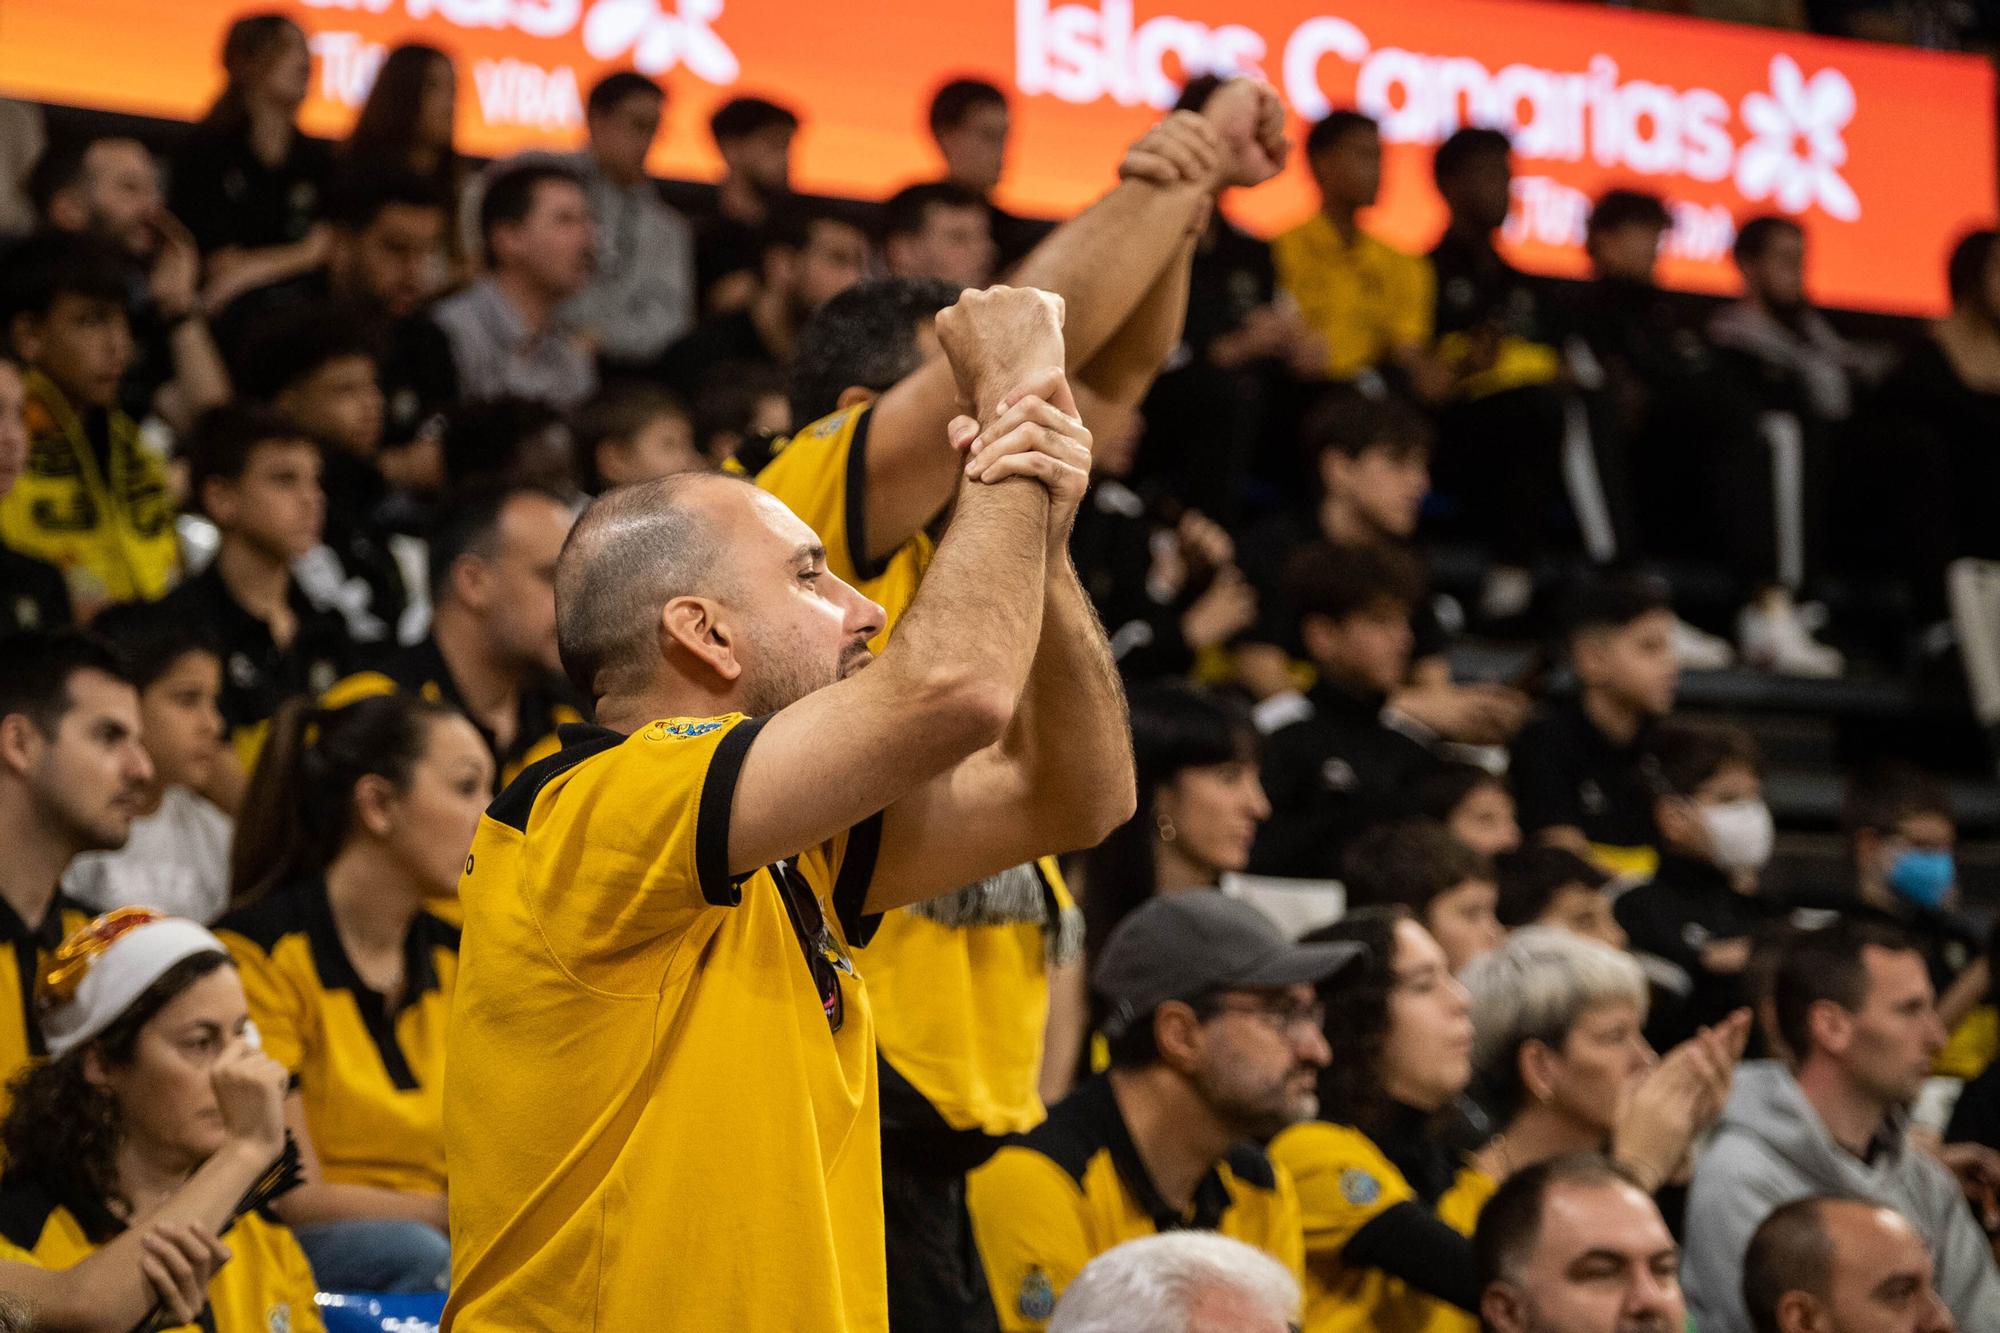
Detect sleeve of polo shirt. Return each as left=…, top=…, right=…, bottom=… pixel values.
left=1270, top=226, right=1341, bottom=378
left=751, top=404, right=883, bottom=586
left=1268, top=1121, right=1415, bottom=1267
left=1392, top=253, right=1437, bottom=352
left=1268, top=1163, right=1309, bottom=1289
left=966, top=1146, right=1098, bottom=1332
left=219, top=931, right=309, bottom=1077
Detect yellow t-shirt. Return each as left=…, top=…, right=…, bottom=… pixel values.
left=0, top=371, right=178, bottom=607
left=1272, top=215, right=1436, bottom=381
left=215, top=880, right=455, bottom=1197
left=0, top=1181, right=322, bottom=1333
left=0, top=893, right=92, bottom=1129
left=1269, top=1120, right=1494, bottom=1333
left=443, top=716, right=887, bottom=1332
left=967, top=1076, right=1307, bottom=1331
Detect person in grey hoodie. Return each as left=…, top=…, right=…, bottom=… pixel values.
left=1685, top=919, right=2000, bottom=1333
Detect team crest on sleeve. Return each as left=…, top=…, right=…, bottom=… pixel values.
left=1339, top=1168, right=1381, bottom=1206
left=806, top=407, right=854, bottom=438
left=1017, top=1266, right=1057, bottom=1321
left=266, top=1303, right=291, bottom=1333
left=642, top=719, right=725, bottom=742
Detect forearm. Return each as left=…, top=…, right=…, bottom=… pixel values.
left=1075, top=230, right=1198, bottom=411
left=203, top=240, right=322, bottom=308
left=156, top=319, right=232, bottom=430
left=271, top=1180, right=448, bottom=1231
left=1010, top=180, right=1211, bottom=373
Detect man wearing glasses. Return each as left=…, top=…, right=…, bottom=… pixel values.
left=967, top=892, right=1359, bottom=1331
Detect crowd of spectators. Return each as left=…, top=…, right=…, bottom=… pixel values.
left=1, top=9, right=1999, bottom=1333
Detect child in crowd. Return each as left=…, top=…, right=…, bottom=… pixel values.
left=1511, top=575, right=1680, bottom=879
left=1250, top=542, right=1445, bottom=880
left=572, top=380, right=706, bottom=495
left=0, top=232, right=177, bottom=613
left=1343, top=818, right=1506, bottom=974
left=62, top=600, right=233, bottom=923
left=1418, top=764, right=1521, bottom=860
left=1495, top=846, right=1625, bottom=951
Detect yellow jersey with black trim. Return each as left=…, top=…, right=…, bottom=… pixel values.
left=1268, top=1120, right=1495, bottom=1333
left=967, top=1076, right=1307, bottom=1331
left=443, top=716, right=888, bottom=1333
left=0, top=893, right=92, bottom=1129
left=215, top=879, right=455, bottom=1198
left=0, top=371, right=178, bottom=607
left=732, top=401, right=931, bottom=650
left=0, top=1177, right=322, bottom=1333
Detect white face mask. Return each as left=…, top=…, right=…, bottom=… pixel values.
left=1701, top=798, right=1774, bottom=873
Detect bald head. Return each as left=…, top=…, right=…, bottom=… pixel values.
left=1745, top=1196, right=1952, bottom=1333
left=555, top=471, right=750, bottom=698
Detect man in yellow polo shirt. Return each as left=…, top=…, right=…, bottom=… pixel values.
left=967, top=892, right=1357, bottom=1329
left=746, top=79, right=1292, bottom=1330
left=442, top=285, right=1135, bottom=1332
left=1274, top=111, right=1437, bottom=388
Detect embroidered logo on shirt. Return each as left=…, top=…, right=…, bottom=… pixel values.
left=1320, top=758, right=1359, bottom=792
left=1579, top=779, right=1608, bottom=815
left=1018, top=1267, right=1057, bottom=1321
left=642, top=719, right=725, bottom=741
left=1339, top=1168, right=1382, bottom=1206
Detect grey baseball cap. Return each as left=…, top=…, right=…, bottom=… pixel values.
left=1093, top=891, right=1365, bottom=1039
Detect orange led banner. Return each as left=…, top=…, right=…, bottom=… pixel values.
left=1, top=0, right=1992, bottom=314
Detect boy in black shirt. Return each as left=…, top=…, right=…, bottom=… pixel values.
left=1512, top=575, right=1679, bottom=879
left=1250, top=542, right=1444, bottom=880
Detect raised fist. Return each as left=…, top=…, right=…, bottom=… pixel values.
left=934, top=285, right=1068, bottom=412
left=1203, top=79, right=1290, bottom=188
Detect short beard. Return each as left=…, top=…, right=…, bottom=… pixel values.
left=737, top=622, right=843, bottom=718
left=1197, top=1060, right=1317, bottom=1143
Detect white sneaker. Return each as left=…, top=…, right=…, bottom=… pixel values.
left=1670, top=615, right=1737, bottom=671
left=1738, top=602, right=1844, bottom=678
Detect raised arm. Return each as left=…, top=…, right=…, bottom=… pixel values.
left=725, top=286, right=1065, bottom=875
left=856, top=82, right=1290, bottom=565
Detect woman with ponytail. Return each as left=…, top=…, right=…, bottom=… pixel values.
left=214, top=694, right=490, bottom=1293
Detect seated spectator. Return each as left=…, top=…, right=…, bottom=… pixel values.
left=217, top=693, right=489, bottom=1293
left=1494, top=847, right=1624, bottom=950
left=927, top=78, right=1050, bottom=269
left=659, top=202, right=870, bottom=401
left=1342, top=819, right=1505, bottom=974
left=339, top=44, right=462, bottom=247
left=0, top=910, right=318, bottom=1331
left=690, top=360, right=788, bottom=464
left=883, top=182, right=997, bottom=288
left=1273, top=112, right=1436, bottom=389
left=239, top=301, right=413, bottom=646
left=1615, top=720, right=1780, bottom=1049
left=0, top=231, right=179, bottom=612
left=968, top=892, right=1348, bottom=1329
left=1463, top=928, right=1744, bottom=1194
left=1743, top=1196, right=1956, bottom=1333
left=29, top=131, right=230, bottom=432
left=560, top=71, right=695, bottom=372
left=1248, top=542, right=1445, bottom=880
left=1511, top=575, right=1680, bottom=879
left=160, top=406, right=353, bottom=773
left=0, top=633, right=146, bottom=1117
left=62, top=602, right=231, bottom=923
left=168, top=15, right=332, bottom=318
left=0, top=348, right=69, bottom=634
left=432, top=161, right=596, bottom=411
left=1684, top=920, right=2000, bottom=1332
left=1268, top=907, right=1487, bottom=1333
left=1473, top=1154, right=1686, bottom=1333
left=572, top=381, right=704, bottom=495
left=1417, top=764, right=1521, bottom=860
left=1425, top=127, right=1567, bottom=625
left=325, top=481, right=581, bottom=796
left=1047, top=1232, right=1302, bottom=1333
left=696, top=95, right=799, bottom=313
left=438, top=395, right=577, bottom=498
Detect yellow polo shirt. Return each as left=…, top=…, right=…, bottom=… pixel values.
left=1273, top=215, right=1436, bottom=381
left=0, top=893, right=92, bottom=1129
left=443, top=716, right=887, bottom=1332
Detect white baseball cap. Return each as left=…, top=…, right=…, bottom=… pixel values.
left=39, top=909, right=232, bottom=1060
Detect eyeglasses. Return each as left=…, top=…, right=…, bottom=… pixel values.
left=1204, top=995, right=1326, bottom=1038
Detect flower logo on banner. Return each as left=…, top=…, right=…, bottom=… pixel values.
left=582, top=0, right=740, bottom=83
left=1735, top=54, right=1861, bottom=221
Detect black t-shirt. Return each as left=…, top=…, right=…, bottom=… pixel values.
left=1249, top=680, right=1442, bottom=880
left=1616, top=853, right=1784, bottom=1049
left=1068, top=479, right=1196, bottom=682
left=159, top=564, right=356, bottom=736
left=1428, top=230, right=1548, bottom=343
left=1511, top=696, right=1658, bottom=855
left=0, top=546, right=73, bottom=636
left=988, top=200, right=1054, bottom=274
left=169, top=124, right=332, bottom=256
left=1181, top=221, right=1277, bottom=357
left=693, top=213, right=760, bottom=311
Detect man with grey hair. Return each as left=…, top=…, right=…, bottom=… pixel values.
left=1048, top=1232, right=1302, bottom=1333
left=1742, top=1195, right=1955, bottom=1333
left=442, top=284, right=1137, bottom=1331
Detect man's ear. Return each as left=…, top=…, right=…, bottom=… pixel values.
left=1152, top=1001, right=1205, bottom=1074
left=834, top=386, right=876, bottom=411
left=200, top=476, right=240, bottom=531
left=1479, top=1282, right=1528, bottom=1333
left=662, top=596, right=742, bottom=683
left=9, top=312, right=44, bottom=368
left=1774, top=1289, right=1826, bottom=1333
left=0, top=712, right=46, bottom=780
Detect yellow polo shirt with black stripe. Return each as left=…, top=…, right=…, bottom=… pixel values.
left=443, top=717, right=887, bottom=1332
left=0, top=1178, right=323, bottom=1333
left=746, top=400, right=1068, bottom=1153
left=215, top=879, right=455, bottom=1198
left=967, top=1076, right=1307, bottom=1330
left=0, top=892, right=92, bottom=1129
left=1268, top=1120, right=1495, bottom=1333
left=1273, top=215, right=1436, bottom=381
